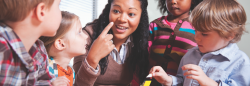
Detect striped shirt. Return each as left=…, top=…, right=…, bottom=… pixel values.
left=0, top=24, right=55, bottom=86
left=148, top=16, right=197, bottom=75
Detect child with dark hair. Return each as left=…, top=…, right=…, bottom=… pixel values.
left=150, top=0, right=250, bottom=85
left=73, top=0, right=149, bottom=85
left=148, top=0, right=203, bottom=85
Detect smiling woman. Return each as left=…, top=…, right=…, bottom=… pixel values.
left=73, top=0, right=149, bottom=85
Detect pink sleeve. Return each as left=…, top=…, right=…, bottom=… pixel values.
left=148, top=22, right=155, bottom=55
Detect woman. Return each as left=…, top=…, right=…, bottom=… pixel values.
left=73, top=0, right=149, bottom=85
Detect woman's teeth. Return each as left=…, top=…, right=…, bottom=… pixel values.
left=117, top=25, right=127, bottom=30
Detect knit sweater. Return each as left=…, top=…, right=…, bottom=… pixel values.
left=73, top=25, right=133, bottom=86
left=48, top=58, right=75, bottom=86
left=148, top=16, right=197, bottom=75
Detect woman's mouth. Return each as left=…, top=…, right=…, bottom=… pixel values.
left=115, top=25, right=128, bottom=33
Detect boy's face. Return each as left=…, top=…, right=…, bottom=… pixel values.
left=195, top=30, right=232, bottom=53
left=42, top=0, right=62, bottom=37
left=64, top=20, right=87, bottom=57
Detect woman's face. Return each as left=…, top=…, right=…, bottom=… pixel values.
left=109, top=0, right=142, bottom=40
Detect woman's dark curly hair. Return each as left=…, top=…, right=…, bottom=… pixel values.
left=84, top=0, right=149, bottom=84
left=157, top=0, right=203, bottom=15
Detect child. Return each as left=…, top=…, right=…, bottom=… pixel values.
left=40, top=11, right=87, bottom=86
left=148, top=0, right=202, bottom=85
left=150, top=0, right=250, bottom=86
left=0, top=0, right=64, bottom=85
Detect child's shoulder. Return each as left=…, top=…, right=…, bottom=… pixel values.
left=233, top=48, right=250, bottom=64
left=150, top=16, right=166, bottom=23
left=218, top=43, right=249, bottom=64
left=149, top=16, right=168, bottom=28
left=0, top=36, right=11, bottom=53
left=0, top=25, right=14, bottom=51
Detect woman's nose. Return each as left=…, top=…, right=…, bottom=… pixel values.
left=117, top=13, right=127, bottom=23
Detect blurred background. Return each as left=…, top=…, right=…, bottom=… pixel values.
left=60, top=0, right=250, bottom=66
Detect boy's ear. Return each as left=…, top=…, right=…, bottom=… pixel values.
left=34, top=2, right=46, bottom=21
left=54, top=39, right=66, bottom=50
left=227, top=33, right=235, bottom=41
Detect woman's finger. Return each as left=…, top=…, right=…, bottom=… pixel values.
left=100, top=22, right=114, bottom=37
left=105, top=34, right=113, bottom=41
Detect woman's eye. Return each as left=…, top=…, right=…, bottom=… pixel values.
left=113, top=10, right=120, bottom=13
left=129, top=13, right=135, bottom=17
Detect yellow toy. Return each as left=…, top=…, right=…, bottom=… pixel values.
left=141, top=74, right=152, bottom=86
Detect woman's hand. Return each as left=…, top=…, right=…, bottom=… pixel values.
left=87, top=22, right=115, bottom=68
left=51, top=76, right=70, bottom=86
left=182, top=64, right=219, bottom=86
left=150, top=66, right=173, bottom=86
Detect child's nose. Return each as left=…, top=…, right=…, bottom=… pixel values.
left=171, top=0, right=177, bottom=4
left=194, top=34, right=201, bottom=42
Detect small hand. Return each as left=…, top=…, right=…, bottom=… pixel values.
left=51, top=76, right=70, bottom=86
left=182, top=64, right=218, bottom=86
left=149, top=66, right=172, bottom=86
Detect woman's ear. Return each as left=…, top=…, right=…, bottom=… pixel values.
left=54, top=39, right=66, bottom=50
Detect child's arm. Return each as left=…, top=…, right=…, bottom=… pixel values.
left=150, top=66, right=173, bottom=86
left=148, top=22, right=154, bottom=54
left=182, top=64, right=219, bottom=86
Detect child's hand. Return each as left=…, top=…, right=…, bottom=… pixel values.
left=51, top=76, right=70, bottom=86
left=182, top=64, right=218, bottom=86
left=150, top=66, right=173, bottom=86
left=87, top=22, right=115, bottom=68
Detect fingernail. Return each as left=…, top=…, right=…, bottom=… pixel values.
left=110, top=22, right=113, bottom=24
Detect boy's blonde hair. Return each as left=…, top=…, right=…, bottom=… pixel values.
left=40, top=11, right=79, bottom=56
left=0, top=0, right=54, bottom=22
left=189, top=0, right=247, bottom=43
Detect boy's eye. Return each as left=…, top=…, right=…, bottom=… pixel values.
left=113, top=10, right=120, bottom=13
left=129, top=13, right=135, bottom=17
left=201, top=33, right=208, bottom=36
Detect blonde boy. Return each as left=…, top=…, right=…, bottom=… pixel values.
left=150, top=0, right=250, bottom=86
left=0, top=0, right=64, bottom=85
